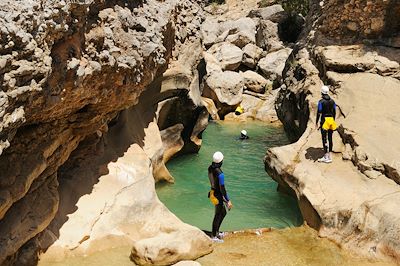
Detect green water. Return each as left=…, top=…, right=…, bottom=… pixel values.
left=156, top=121, right=303, bottom=231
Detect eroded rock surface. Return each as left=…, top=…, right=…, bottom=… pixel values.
left=0, top=0, right=212, bottom=264
left=265, top=0, right=400, bottom=262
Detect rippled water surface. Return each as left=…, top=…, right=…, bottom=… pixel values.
left=156, top=121, right=303, bottom=231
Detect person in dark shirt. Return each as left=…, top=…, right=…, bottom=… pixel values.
left=316, top=85, right=338, bottom=163
left=239, top=129, right=249, bottom=140
left=207, top=151, right=233, bottom=243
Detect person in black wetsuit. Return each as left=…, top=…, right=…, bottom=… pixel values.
left=208, top=151, right=233, bottom=243
left=239, top=129, right=249, bottom=140
left=316, top=85, right=338, bottom=163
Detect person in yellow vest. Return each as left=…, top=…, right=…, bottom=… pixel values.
left=207, top=151, right=233, bottom=243
left=316, top=85, right=338, bottom=163
left=235, top=105, right=244, bottom=115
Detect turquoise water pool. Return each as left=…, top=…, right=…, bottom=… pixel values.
left=156, top=121, right=303, bottom=231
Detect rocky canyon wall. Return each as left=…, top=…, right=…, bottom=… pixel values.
left=266, top=0, right=400, bottom=262
left=0, top=0, right=212, bottom=264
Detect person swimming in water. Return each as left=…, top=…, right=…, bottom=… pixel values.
left=239, top=129, right=249, bottom=140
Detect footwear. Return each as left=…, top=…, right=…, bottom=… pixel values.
left=211, top=237, right=224, bottom=243
left=217, top=232, right=226, bottom=239
left=318, top=153, right=332, bottom=163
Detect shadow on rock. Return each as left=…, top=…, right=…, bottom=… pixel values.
left=38, top=77, right=162, bottom=255
left=305, top=147, right=325, bottom=162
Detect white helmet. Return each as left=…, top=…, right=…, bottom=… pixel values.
left=241, top=130, right=247, bottom=136
left=212, top=151, right=224, bottom=163
left=321, top=85, right=329, bottom=94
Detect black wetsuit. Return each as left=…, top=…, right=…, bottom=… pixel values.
left=316, top=94, right=336, bottom=153
left=239, top=134, right=249, bottom=140
left=208, top=162, right=229, bottom=237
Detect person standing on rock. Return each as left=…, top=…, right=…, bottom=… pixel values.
left=208, top=151, right=233, bottom=243
left=316, top=85, right=338, bottom=163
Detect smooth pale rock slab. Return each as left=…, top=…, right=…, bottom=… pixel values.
left=206, top=42, right=243, bottom=71
left=242, top=43, right=263, bottom=68
left=240, top=70, right=270, bottom=93
left=205, top=71, right=244, bottom=106
left=258, top=48, right=292, bottom=80
left=316, top=45, right=400, bottom=75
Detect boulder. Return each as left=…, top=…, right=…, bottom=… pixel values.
left=256, top=20, right=284, bottom=52
left=248, top=4, right=284, bottom=20
left=204, top=71, right=244, bottom=106
left=258, top=48, right=292, bottom=80
left=242, top=43, right=263, bottom=68
left=240, top=70, right=270, bottom=93
left=131, top=228, right=212, bottom=265
left=223, top=17, right=257, bottom=48
left=203, top=51, right=223, bottom=74
left=201, top=18, right=221, bottom=48
left=206, top=42, right=243, bottom=71
left=200, top=17, right=256, bottom=48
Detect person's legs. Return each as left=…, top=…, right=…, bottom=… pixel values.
left=321, top=129, right=328, bottom=154
left=216, top=204, right=227, bottom=234
left=212, top=204, right=225, bottom=237
left=318, top=129, right=332, bottom=163
left=328, top=129, right=333, bottom=160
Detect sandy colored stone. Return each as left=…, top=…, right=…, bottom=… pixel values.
left=258, top=48, right=292, bottom=80
left=239, top=70, right=270, bottom=93
left=242, top=43, right=263, bottom=68
left=39, top=120, right=212, bottom=264
left=204, top=71, right=244, bottom=106
left=198, top=227, right=395, bottom=266
left=266, top=43, right=400, bottom=261
left=316, top=45, right=399, bottom=75
left=206, top=42, right=243, bottom=71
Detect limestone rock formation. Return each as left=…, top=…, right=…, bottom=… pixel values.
left=258, top=47, right=292, bottom=81
left=204, top=71, right=244, bottom=109
left=240, top=70, right=270, bottom=93
left=200, top=1, right=292, bottom=123
left=201, top=17, right=256, bottom=48
left=0, top=0, right=212, bottom=264
left=265, top=0, right=400, bottom=261
left=256, top=20, right=284, bottom=52
left=206, top=42, right=244, bottom=71
left=242, top=43, right=263, bottom=68
left=225, top=90, right=279, bottom=123
left=247, top=4, right=284, bottom=21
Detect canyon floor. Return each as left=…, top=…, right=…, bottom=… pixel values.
left=198, top=226, right=396, bottom=266
left=39, top=226, right=396, bottom=266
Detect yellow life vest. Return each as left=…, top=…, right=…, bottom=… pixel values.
left=235, top=105, right=244, bottom=114
left=208, top=189, right=219, bottom=205
left=322, top=117, right=338, bottom=131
